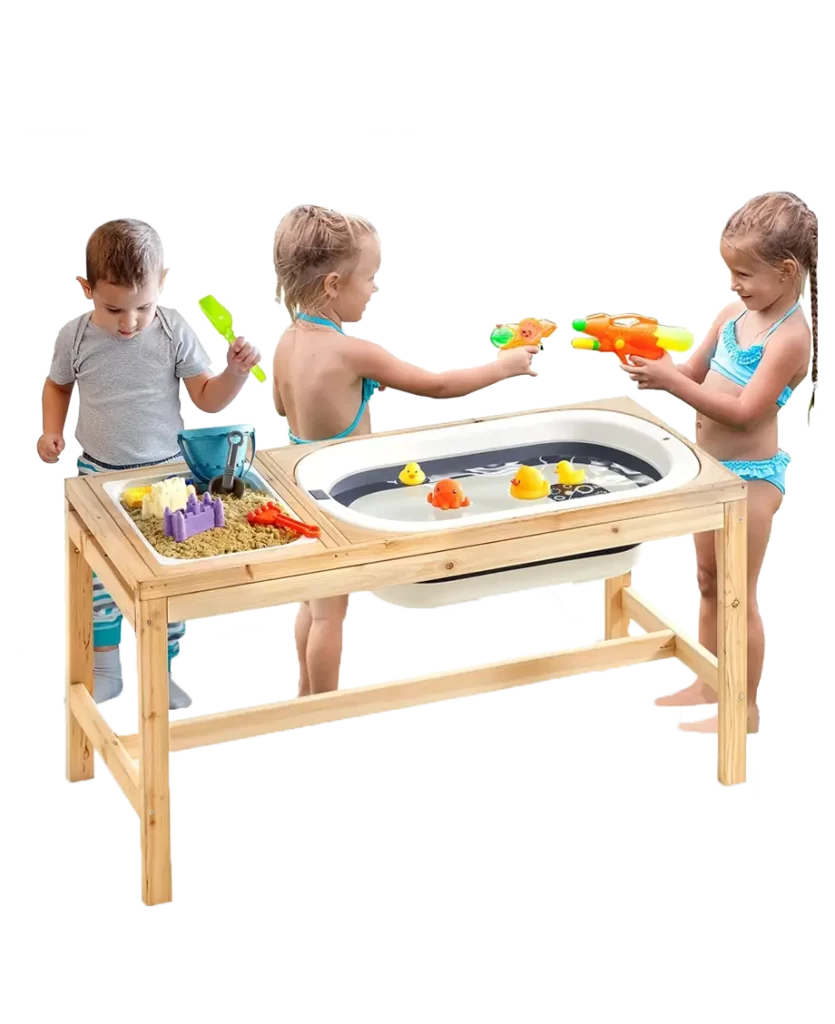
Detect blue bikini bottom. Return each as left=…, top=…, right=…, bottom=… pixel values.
left=721, top=450, right=790, bottom=495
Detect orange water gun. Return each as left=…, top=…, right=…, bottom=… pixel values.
left=570, top=313, right=693, bottom=364
left=491, top=317, right=556, bottom=352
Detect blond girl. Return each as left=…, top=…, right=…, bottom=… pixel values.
left=272, top=205, right=539, bottom=696
left=624, top=192, right=818, bottom=732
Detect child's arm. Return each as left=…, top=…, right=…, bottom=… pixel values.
left=39, top=322, right=77, bottom=463
left=38, top=377, right=73, bottom=463
left=43, top=378, right=73, bottom=433
left=678, top=303, right=740, bottom=384
left=184, top=336, right=262, bottom=413
left=346, top=339, right=538, bottom=398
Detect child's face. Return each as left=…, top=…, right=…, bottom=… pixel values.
left=77, top=273, right=166, bottom=339
left=720, top=238, right=793, bottom=312
left=333, top=234, right=380, bottom=323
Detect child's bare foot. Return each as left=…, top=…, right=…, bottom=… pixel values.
left=678, top=706, right=759, bottom=734
left=655, top=680, right=718, bottom=706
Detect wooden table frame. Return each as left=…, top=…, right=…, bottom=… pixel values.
left=64, top=397, right=748, bottom=906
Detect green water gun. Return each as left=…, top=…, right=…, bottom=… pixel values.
left=199, top=295, right=267, bottom=383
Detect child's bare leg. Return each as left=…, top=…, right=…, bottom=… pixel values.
left=306, top=595, right=349, bottom=694
left=655, top=530, right=718, bottom=706
left=678, top=587, right=764, bottom=733
left=295, top=602, right=313, bottom=697
left=679, top=480, right=781, bottom=733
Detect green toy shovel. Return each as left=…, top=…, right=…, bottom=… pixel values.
left=198, top=294, right=267, bottom=382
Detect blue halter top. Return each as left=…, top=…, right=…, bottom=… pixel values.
left=709, top=301, right=800, bottom=408
left=287, top=313, right=381, bottom=445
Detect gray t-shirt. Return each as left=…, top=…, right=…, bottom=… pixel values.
left=49, top=306, right=211, bottom=466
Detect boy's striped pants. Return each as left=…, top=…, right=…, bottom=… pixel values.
left=77, top=455, right=185, bottom=660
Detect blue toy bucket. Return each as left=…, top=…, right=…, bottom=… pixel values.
left=177, top=425, right=256, bottom=486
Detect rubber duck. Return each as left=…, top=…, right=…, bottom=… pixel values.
left=427, top=479, right=470, bottom=510
left=509, top=466, right=551, bottom=500
left=399, top=462, right=426, bottom=486
left=556, top=460, right=586, bottom=486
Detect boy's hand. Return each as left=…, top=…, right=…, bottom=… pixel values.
left=226, top=336, right=262, bottom=377
left=38, top=433, right=65, bottom=463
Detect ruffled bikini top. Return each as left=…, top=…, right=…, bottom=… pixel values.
left=709, top=301, right=800, bottom=408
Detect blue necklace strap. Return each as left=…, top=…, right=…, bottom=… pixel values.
left=736, top=300, right=799, bottom=326
left=296, top=311, right=344, bottom=334
left=764, top=300, right=800, bottom=339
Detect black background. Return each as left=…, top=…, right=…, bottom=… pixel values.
left=26, top=134, right=815, bottom=913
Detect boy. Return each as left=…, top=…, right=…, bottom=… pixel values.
left=38, top=218, right=261, bottom=709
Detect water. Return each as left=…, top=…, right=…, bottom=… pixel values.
left=349, top=458, right=655, bottom=524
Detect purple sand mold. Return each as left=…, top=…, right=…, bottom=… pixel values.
left=163, top=492, right=225, bottom=543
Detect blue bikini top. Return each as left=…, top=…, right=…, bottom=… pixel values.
left=288, top=312, right=381, bottom=445
left=709, top=301, right=800, bottom=408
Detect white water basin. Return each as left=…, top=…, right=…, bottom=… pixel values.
left=294, top=408, right=699, bottom=607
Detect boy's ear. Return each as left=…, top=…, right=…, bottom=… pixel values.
left=160, top=268, right=169, bottom=290
left=76, top=276, right=94, bottom=300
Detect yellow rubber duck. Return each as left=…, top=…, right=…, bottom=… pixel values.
left=399, top=462, right=426, bottom=486
left=509, top=465, right=551, bottom=500
left=556, top=460, right=586, bottom=486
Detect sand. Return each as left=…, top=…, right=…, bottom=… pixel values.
left=125, top=487, right=300, bottom=560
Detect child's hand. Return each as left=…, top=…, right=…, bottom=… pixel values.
left=501, top=346, right=539, bottom=378
left=621, top=352, right=677, bottom=390
left=226, top=336, right=262, bottom=377
left=38, top=433, right=65, bottom=463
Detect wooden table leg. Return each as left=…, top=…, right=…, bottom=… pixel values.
left=67, top=512, right=94, bottom=782
left=604, top=572, right=632, bottom=640
left=137, top=597, right=172, bottom=905
left=716, top=499, right=747, bottom=785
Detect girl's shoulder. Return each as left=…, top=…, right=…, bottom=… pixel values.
left=342, top=331, right=381, bottom=360
left=339, top=328, right=373, bottom=347
left=716, top=299, right=746, bottom=327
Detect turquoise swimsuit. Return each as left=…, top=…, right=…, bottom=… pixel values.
left=287, top=313, right=381, bottom=445
left=708, top=301, right=800, bottom=495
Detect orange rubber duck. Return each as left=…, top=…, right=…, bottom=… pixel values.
left=427, top=479, right=470, bottom=510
